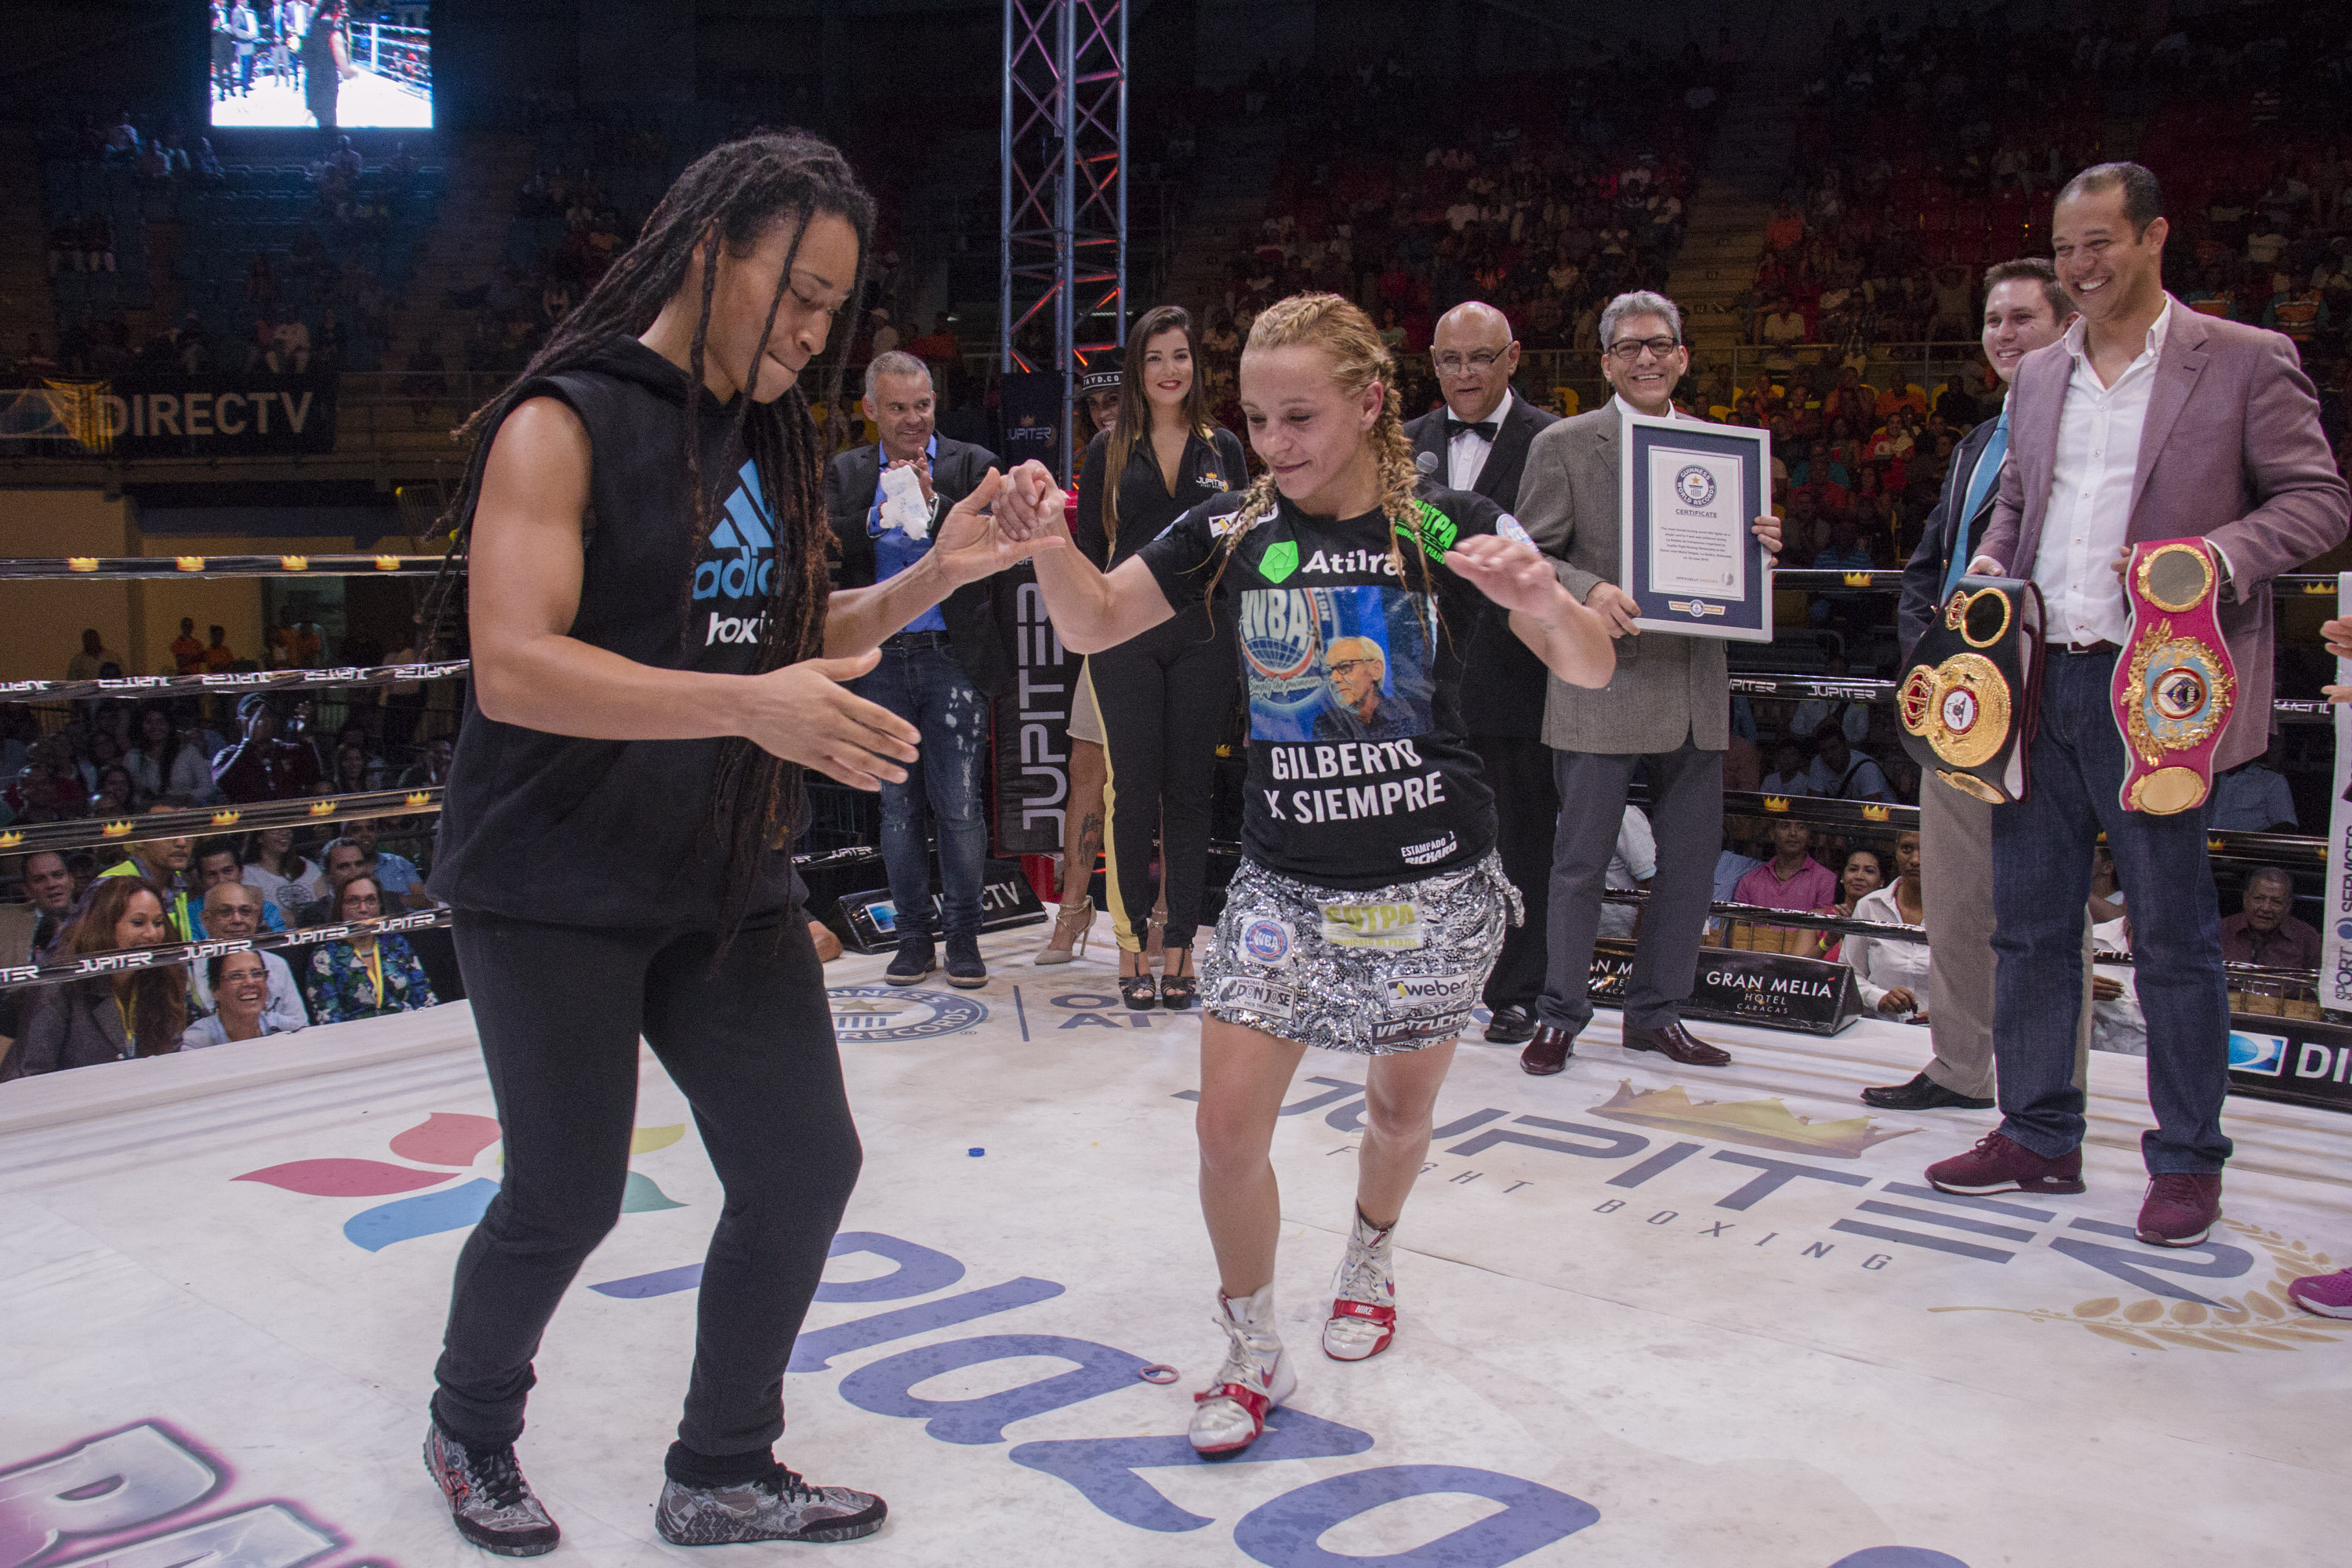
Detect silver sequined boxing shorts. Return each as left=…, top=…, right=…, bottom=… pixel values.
left=1200, top=851, right=1519, bottom=1055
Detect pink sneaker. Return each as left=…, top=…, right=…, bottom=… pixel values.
left=2287, top=1265, right=2352, bottom=1320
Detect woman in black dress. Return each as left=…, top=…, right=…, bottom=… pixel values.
left=1072, top=305, right=1247, bottom=1008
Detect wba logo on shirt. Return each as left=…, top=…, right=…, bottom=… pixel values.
left=696, top=459, right=777, bottom=647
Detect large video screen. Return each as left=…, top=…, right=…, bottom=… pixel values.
left=208, top=3, right=432, bottom=130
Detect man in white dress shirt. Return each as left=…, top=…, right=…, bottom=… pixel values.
left=1930, top=163, right=2349, bottom=1247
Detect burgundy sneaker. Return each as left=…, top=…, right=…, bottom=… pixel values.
left=2286, top=1266, right=2352, bottom=1319
left=1925, top=1132, right=2085, bottom=1196
left=2135, top=1172, right=2221, bottom=1247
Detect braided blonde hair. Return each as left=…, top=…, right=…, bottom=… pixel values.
left=1214, top=292, right=1435, bottom=601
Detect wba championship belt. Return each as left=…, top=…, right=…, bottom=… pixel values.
left=1897, top=576, right=2044, bottom=804
left=2111, top=537, right=2237, bottom=815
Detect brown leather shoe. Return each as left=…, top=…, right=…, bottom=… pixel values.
left=1519, top=1022, right=1576, bottom=1076
left=1622, top=1020, right=1732, bottom=1067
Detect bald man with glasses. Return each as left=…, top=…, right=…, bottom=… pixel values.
left=1405, top=302, right=1560, bottom=1043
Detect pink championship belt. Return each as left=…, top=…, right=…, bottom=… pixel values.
left=2111, top=538, right=2238, bottom=815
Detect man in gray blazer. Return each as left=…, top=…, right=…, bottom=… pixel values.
left=1514, top=291, right=1783, bottom=1074
left=1929, top=164, right=2349, bottom=1246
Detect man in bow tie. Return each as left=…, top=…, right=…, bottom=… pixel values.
left=1405, top=303, right=1560, bottom=1045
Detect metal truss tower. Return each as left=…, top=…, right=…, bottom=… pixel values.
left=1001, top=0, right=1127, bottom=479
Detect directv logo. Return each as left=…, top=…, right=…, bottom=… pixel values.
left=694, top=459, right=778, bottom=603
left=2227, top=1031, right=2288, bottom=1077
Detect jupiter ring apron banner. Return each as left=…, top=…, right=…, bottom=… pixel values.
left=2111, top=537, right=2238, bottom=816
left=1618, top=409, right=1773, bottom=642
left=1896, top=575, right=2045, bottom=805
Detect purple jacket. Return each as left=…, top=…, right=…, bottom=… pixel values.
left=1976, top=299, right=2349, bottom=770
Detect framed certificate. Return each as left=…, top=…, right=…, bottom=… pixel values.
left=1619, top=410, right=1773, bottom=641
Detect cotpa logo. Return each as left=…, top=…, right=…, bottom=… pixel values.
left=829, top=984, right=987, bottom=1043
left=2227, top=1031, right=2288, bottom=1077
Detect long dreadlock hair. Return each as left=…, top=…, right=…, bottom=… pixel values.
left=418, top=130, right=876, bottom=939
left=1206, top=292, right=1437, bottom=612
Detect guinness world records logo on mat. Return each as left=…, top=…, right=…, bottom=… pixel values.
left=1239, top=586, right=1341, bottom=738
left=827, top=984, right=987, bottom=1043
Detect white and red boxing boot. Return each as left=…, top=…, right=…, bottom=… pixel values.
left=1189, top=1283, right=1295, bottom=1457
left=1322, top=1207, right=1398, bottom=1362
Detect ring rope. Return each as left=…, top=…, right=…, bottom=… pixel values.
left=2, top=660, right=468, bottom=705
left=0, top=554, right=454, bottom=581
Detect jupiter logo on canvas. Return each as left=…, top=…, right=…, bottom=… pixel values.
left=230, top=1111, right=686, bottom=1251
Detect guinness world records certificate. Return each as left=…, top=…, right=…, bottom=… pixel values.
left=1618, top=410, right=1773, bottom=641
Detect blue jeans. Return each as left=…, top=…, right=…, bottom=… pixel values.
left=851, top=637, right=989, bottom=941
left=1989, top=648, right=2233, bottom=1174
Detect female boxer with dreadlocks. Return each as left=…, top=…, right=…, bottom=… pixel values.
left=416, top=131, right=1035, bottom=1552
left=999, top=293, right=1615, bottom=1456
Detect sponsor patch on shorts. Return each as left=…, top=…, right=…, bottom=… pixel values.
left=1400, top=832, right=1457, bottom=866
left=1388, top=971, right=1481, bottom=1006
left=1370, top=1014, right=1454, bottom=1044
left=1240, top=918, right=1294, bottom=964
left=1212, top=976, right=1299, bottom=1020
left=1318, top=898, right=1425, bottom=949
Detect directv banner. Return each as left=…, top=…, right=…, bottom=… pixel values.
left=2226, top=1014, right=2352, bottom=1113
left=2325, top=569, right=2352, bottom=1019
left=1, top=376, right=338, bottom=456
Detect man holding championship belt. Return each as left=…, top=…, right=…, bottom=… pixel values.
left=1870, top=259, right=2078, bottom=1113
left=1929, top=163, right=2347, bottom=1245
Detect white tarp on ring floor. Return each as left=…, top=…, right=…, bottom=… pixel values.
left=2, top=917, right=2346, bottom=1568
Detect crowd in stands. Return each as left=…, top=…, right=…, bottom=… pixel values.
left=31, top=106, right=441, bottom=381
left=1188, top=44, right=1730, bottom=435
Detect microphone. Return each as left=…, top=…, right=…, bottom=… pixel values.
left=1414, top=452, right=1439, bottom=477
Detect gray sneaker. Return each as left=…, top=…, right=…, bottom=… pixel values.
left=423, top=1424, right=560, bottom=1557
left=654, top=1468, right=886, bottom=1545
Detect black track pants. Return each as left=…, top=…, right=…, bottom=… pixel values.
left=430, top=906, right=861, bottom=1462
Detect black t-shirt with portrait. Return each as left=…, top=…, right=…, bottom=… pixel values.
left=1138, top=482, right=1526, bottom=891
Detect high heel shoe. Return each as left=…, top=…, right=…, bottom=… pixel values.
left=1033, top=897, right=1095, bottom=965
left=1158, top=946, right=1196, bottom=1010
left=1119, top=953, right=1159, bottom=1011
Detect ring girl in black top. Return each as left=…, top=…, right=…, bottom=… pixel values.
left=1073, top=305, right=1249, bottom=1008
left=414, top=133, right=1036, bottom=1553
left=1002, top=293, right=1613, bottom=1457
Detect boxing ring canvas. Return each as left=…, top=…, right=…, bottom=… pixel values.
left=2, top=919, right=2345, bottom=1568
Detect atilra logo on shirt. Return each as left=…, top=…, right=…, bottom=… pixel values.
left=1259, top=540, right=1299, bottom=583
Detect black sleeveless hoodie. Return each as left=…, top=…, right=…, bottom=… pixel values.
left=430, top=336, right=805, bottom=926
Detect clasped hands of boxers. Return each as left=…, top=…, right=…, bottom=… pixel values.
left=939, top=459, right=1788, bottom=629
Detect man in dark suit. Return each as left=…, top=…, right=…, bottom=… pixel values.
left=1931, top=164, right=2348, bottom=1246
left=1871, top=258, right=2080, bottom=1114
left=1404, top=301, right=1559, bottom=1044
left=824, top=350, right=1014, bottom=989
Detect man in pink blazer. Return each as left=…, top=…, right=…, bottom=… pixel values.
left=1926, top=163, right=2348, bottom=1245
